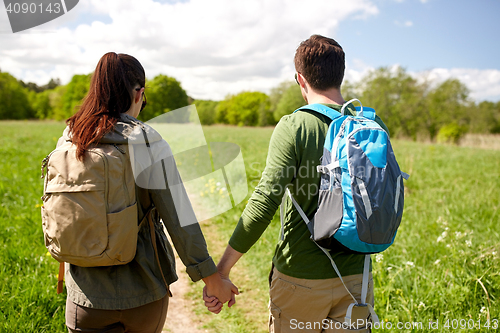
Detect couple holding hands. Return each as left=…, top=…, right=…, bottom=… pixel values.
left=60, top=34, right=375, bottom=333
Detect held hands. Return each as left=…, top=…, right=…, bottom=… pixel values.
left=203, top=244, right=243, bottom=314
left=202, top=272, right=239, bottom=314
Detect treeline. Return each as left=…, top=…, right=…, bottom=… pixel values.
left=1, top=67, right=499, bottom=142
left=194, top=67, right=500, bottom=142
left=0, top=70, right=189, bottom=122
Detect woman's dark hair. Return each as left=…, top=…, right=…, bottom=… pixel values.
left=67, top=52, right=145, bottom=160
left=294, top=35, right=345, bottom=91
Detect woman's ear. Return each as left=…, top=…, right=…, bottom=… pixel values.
left=134, top=87, right=144, bottom=104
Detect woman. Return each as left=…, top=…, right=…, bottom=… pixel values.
left=61, top=52, right=236, bottom=332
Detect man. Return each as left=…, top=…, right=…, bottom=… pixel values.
left=205, top=35, right=389, bottom=332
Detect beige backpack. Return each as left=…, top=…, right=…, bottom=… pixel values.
left=41, top=141, right=138, bottom=270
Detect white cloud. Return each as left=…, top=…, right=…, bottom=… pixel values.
left=2, top=0, right=497, bottom=103
left=0, top=0, right=378, bottom=100
left=394, top=20, right=413, bottom=27
left=417, top=68, right=500, bottom=102
left=346, top=64, right=500, bottom=102
left=345, top=58, right=374, bottom=83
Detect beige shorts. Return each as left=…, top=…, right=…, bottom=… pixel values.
left=269, top=268, right=374, bottom=333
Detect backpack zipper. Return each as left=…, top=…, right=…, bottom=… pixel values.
left=112, top=144, right=132, bottom=206
left=91, top=150, right=110, bottom=213
left=113, top=144, right=126, bottom=154
left=41, top=156, right=49, bottom=179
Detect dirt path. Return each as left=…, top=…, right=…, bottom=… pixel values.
left=163, top=245, right=208, bottom=333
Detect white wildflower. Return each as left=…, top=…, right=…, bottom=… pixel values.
left=216, top=182, right=221, bottom=187
left=434, top=259, right=441, bottom=265
left=405, top=261, right=415, bottom=267
left=492, top=251, right=497, bottom=256
left=387, top=267, right=393, bottom=271
left=437, top=231, right=447, bottom=243
left=446, top=244, right=452, bottom=248
left=455, top=231, right=465, bottom=239
left=437, top=216, right=448, bottom=226
left=465, top=240, right=472, bottom=247
left=375, top=254, right=384, bottom=263
left=480, top=307, right=487, bottom=314
left=418, top=302, right=426, bottom=308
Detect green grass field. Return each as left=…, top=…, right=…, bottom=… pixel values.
left=0, top=121, right=499, bottom=332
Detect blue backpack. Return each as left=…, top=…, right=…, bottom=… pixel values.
left=281, top=99, right=409, bottom=326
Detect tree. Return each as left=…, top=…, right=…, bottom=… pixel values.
left=425, top=79, right=470, bottom=140
left=361, top=67, right=426, bottom=140
left=469, top=101, right=500, bottom=134
left=493, top=101, right=500, bottom=134
left=0, top=72, right=34, bottom=119
left=269, top=81, right=295, bottom=123
left=43, top=78, right=61, bottom=91
left=47, top=85, right=68, bottom=120
left=215, top=97, right=231, bottom=124
left=258, top=98, right=275, bottom=126
left=20, top=78, right=61, bottom=94
left=28, top=90, right=52, bottom=119
left=139, top=75, right=189, bottom=122
left=274, top=84, right=304, bottom=122
left=217, top=92, right=270, bottom=126
left=341, top=80, right=361, bottom=101
left=193, top=99, right=218, bottom=125
left=60, top=74, right=91, bottom=120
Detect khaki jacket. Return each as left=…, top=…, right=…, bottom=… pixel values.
left=61, top=114, right=217, bottom=310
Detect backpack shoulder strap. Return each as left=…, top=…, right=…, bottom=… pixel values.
left=293, top=103, right=342, bottom=121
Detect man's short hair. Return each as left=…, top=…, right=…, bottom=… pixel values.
left=294, top=35, right=345, bottom=91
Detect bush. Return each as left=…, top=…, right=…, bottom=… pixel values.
left=437, top=122, right=468, bottom=144
left=193, top=100, right=218, bottom=125
left=0, top=72, right=34, bottom=119
left=140, top=75, right=188, bottom=122
left=217, top=92, right=270, bottom=127
left=273, top=84, right=304, bottom=122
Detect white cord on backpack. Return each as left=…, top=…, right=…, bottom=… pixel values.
left=284, top=188, right=358, bottom=305
left=282, top=188, right=380, bottom=327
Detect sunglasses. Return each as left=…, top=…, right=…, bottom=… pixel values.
left=135, top=87, right=147, bottom=111
left=295, top=73, right=300, bottom=86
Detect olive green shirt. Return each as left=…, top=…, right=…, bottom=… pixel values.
left=229, top=103, right=388, bottom=279
left=61, top=114, right=217, bottom=310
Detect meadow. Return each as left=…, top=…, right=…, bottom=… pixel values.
left=0, top=121, right=499, bottom=332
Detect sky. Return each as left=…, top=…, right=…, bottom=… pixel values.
left=0, top=0, right=499, bottom=102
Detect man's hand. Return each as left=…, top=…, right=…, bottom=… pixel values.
left=202, top=244, right=244, bottom=314
left=202, top=272, right=239, bottom=305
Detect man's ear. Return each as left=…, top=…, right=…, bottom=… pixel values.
left=297, top=74, right=309, bottom=96
left=297, top=73, right=306, bottom=88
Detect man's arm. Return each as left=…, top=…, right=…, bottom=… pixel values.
left=217, top=244, right=244, bottom=279
left=203, top=117, right=297, bottom=312
left=228, top=116, right=297, bottom=253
